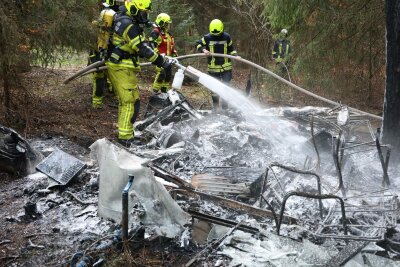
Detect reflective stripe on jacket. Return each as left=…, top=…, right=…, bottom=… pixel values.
left=149, top=27, right=176, bottom=56
left=107, top=9, right=160, bottom=70
left=195, top=32, right=237, bottom=73
left=272, top=38, right=291, bottom=63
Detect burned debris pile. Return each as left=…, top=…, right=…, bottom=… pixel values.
left=90, top=90, right=399, bottom=265
left=0, top=125, right=43, bottom=176
left=1, top=90, right=400, bottom=266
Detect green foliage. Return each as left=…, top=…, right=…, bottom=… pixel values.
left=0, top=0, right=387, bottom=121
left=151, top=0, right=197, bottom=53
left=188, top=0, right=272, bottom=65
left=0, top=0, right=97, bottom=69
left=262, top=0, right=386, bottom=107
left=0, top=0, right=98, bottom=121
left=187, top=0, right=385, bottom=108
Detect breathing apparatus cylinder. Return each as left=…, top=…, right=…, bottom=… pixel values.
left=97, top=9, right=116, bottom=50
left=172, top=69, right=184, bottom=90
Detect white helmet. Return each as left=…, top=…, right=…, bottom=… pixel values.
left=281, top=29, right=288, bottom=35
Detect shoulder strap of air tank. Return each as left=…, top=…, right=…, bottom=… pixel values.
left=113, top=14, right=134, bottom=36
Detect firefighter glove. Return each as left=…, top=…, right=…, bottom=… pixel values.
left=161, top=58, right=172, bottom=82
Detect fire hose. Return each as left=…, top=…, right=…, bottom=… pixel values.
left=63, top=60, right=105, bottom=84
left=63, top=53, right=382, bottom=121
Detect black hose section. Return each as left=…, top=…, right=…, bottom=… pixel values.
left=276, top=191, right=347, bottom=236
left=267, top=162, right=324, bottom=219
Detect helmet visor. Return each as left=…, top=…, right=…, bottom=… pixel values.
left=211, top=28, right=222, bottom=35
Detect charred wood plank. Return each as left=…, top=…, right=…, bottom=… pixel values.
left=178, top=189, right=296, bottom=223
left=188, top=209, right=260, bottom=234
left=147, top=163, right=192, bottom=189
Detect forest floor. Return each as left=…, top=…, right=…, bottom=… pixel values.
left=0, top=61, right=385, bottom=266
left=0, top=62, right=252, bottom=266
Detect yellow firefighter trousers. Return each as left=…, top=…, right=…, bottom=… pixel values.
left=152, top=66, right=170, bottom=93
left=92, top=71, right=106, bottom=108
left=107, top=66, right=140, bottom=140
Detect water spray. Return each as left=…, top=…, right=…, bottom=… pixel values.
left=63, top=53, right=382, bottom=121
left=170, top=57, right=261, bottom=116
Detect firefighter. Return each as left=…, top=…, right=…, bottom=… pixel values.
left=89, top=0, right=122, bottom=109
left=195, top=19, right=238, bottom=110
left=149, top=13, right=177, bottom=94
left=106, top=0, right=172, bottom=147
left=272, top=29, right=291, bottom=67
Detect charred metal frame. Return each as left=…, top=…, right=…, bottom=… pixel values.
left=376, top=128, right=391, bottom=186
left=140, top=93, right=202, bottom=132
left=312, top=115, right=392, bottom=190
left=309, top=115, right=321, bottom=171
left=268, top=113, right=398, bottom=242
left=332, top=132, right=346, bottom=196
left=314, top=193, right=398, bottom=241
left=385, top=234, right=400, bottom=255
left=313, top=115, right=397, bottom=241
left=137, top=100, right=184, bottom=131
left=276, top=192, right=348, bottom=236
left=259, top=162, right=324, bottom=219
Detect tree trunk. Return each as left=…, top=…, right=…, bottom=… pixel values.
left=382, top=0, right=400, bottom=157
left=0, top=36, right=11, bottom=122
left=3, top=68, right=10, bottom=111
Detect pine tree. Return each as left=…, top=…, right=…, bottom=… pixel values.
left=151, top=0, right=196, bottom=54
left=0, top=0, right=98, bottom=122
left=261, top=0, right=386, bottom=108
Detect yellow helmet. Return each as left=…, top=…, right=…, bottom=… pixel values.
left=156, top=13, right=171, bottom=28
left=125, top=0, right=152, bottom=16
left=209, top=19, right=224, bottom=35
left=103, top=0, right=123, bottom=7
left=105, top=0, right=115, bottom=6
